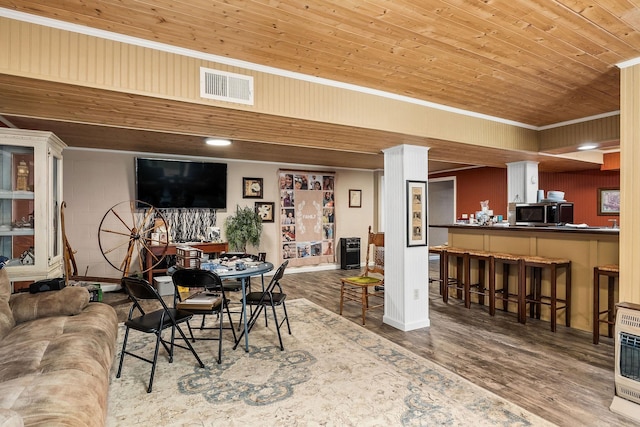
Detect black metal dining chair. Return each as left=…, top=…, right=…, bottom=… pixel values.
left=116, top=276, right=204, bottom=393
left=233, top=260, right=291, bottom=351
left=171, top=268, right=237, bottom=364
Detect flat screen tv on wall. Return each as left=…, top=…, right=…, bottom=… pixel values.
left=135, top=157, right=227, bottom=209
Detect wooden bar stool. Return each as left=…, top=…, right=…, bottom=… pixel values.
left=522, top=255, right=572, bottom=332
left=593, top=264, right=619, bottom=344
left=465, top=249, right=493, bottom=310
left=428, top=245, right=447, bottom=294
left=490, top=253, right=525, bottom=323
left=442, top=247, right=467, bottom=305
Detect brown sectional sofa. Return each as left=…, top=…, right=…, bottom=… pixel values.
left=0, top=268, right=119, bottom=427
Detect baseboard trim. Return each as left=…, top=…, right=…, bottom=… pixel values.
left=610, top=395, right=640, bottom=423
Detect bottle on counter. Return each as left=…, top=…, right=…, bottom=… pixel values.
left=507, top=202, right=517, bottom=225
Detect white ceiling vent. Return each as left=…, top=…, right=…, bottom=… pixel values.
left=200, top=67, right=254, bottom=105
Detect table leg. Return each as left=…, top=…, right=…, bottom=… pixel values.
left=146, top=251, right=153, bottom=283
left=261, top=274, right=268, bottom=326
left=241, top=277, right=249, bottom=352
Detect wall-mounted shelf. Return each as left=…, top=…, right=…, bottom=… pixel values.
left=0, top=191, right=35, bottom=200
left=0, top=229, right=35, bottom=236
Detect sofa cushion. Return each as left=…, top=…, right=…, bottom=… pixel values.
left=0, top=409, right=23, bottom=427
left=0, top=303, right=118, bottom=427
left=0, top=269, right=15, bottom=341
left=9, top=286, right=89, bottom=324
left=0, top=370, right=109, bottom=427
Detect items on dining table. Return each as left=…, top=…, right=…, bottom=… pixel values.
left=201, top=254, right=263, bottom=273
left=176, top=292, right=222, bottom=311
left=175, top=246, right=204, bottom=269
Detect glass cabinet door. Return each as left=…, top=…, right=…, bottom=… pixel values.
left=0, top=144, right=36, bottom=266
left=50, top=150, right=62, bottom=263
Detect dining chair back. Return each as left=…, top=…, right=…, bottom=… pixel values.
left=116, top=276, right=204, bottom=393
left=171, top=268, right=237, bottom=363
left=366, top=229, right=385, bottom=277
left=233, top=260, right=291, bottom=351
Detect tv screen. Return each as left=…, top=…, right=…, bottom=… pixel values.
left=135, top=158, right=227, bottom=209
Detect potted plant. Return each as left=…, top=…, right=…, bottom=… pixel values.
left=224, top=205, right=263, bottom=252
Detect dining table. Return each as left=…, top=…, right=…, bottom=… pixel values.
left=213, top=261, right=274, bottom=352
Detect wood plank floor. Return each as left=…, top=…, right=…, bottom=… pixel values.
left=278, top=259, right=637, bottom=427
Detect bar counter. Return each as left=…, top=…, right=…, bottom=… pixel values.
left=430, top=224, right=619, bottom=332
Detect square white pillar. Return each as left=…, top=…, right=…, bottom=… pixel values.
left=382, top=145, right=430, bottom=331
left=507, top=161, right=539, bottom=204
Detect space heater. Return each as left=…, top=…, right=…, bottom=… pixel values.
left=610, top=302, right=640, bottom=422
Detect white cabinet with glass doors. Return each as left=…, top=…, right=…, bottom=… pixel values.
left=0, top=129, right=65, bottom=291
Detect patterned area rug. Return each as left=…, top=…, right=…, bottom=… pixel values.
left=107, top=299, right=554, bottom=426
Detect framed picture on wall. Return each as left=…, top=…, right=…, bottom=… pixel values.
left=243, top=177, right=263, bottom=198
left=406, top=180, right=427, bottom=247
left=349, top=189, right=361, bottom=208
left=255, top=202, right=275, bottom=222
left=598, top=188, right=620, bottom=215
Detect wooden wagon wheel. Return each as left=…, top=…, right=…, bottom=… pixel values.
left=98, top=200, right=169, bottom=277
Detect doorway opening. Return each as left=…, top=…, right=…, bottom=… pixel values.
left=428, top=177, right=456, bottom=248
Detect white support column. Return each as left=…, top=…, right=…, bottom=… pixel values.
left=382, top=144, right=430, bottom=331
left=506, top=161, right=539, bottom=204
left=619, top=62, right=640, bottom=304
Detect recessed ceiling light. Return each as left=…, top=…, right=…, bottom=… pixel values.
left=205, top=138, right=231, bottom=146
left=578, top=143, right=598, bottom=151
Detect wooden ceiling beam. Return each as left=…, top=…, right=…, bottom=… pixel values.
left=0, top=73, right=602, bottom=172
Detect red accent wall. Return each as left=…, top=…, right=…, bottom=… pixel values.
left=601, top=152, right=620, bottom=171
left=539, top=169, right=619, bottom=226
left=432, top=168, right=508, bottom=219
left=430, top=167, right=620, bottom=226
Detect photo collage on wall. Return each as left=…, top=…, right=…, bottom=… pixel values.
left=279, top=171, right=335, bottom=267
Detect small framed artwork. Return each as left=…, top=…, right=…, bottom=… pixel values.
left=255, top=202, right=275, bottom=222
left=243, top=177, right=263, bottom=198
left=349, top=189, right=362, bottom=208
left=406, top=180, right=427, bottom=247
left=598, top=188, right=620, bottom=215
left=151, top=218, right=169, bottom=245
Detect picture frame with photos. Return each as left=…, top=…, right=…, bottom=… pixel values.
left=406, top=180, right=427, bottom=247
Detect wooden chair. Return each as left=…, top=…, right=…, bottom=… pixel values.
left=339, top=226, right=384, bottom=325
left=593, top=264, right=619, bottom=344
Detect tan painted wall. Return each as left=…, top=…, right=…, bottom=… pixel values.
left=539, top=115, right=620, bottom=151
left=62, top=148, right=374, bottom=279
left=0, top=16, right=537, bottom=151
left=620, top=65, right=640, bottom=304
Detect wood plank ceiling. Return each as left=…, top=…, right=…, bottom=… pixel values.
left=0, top=0, right=638, bottom=171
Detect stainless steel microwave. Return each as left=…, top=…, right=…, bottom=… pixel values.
left=515, top=202, right=574, bottom=226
